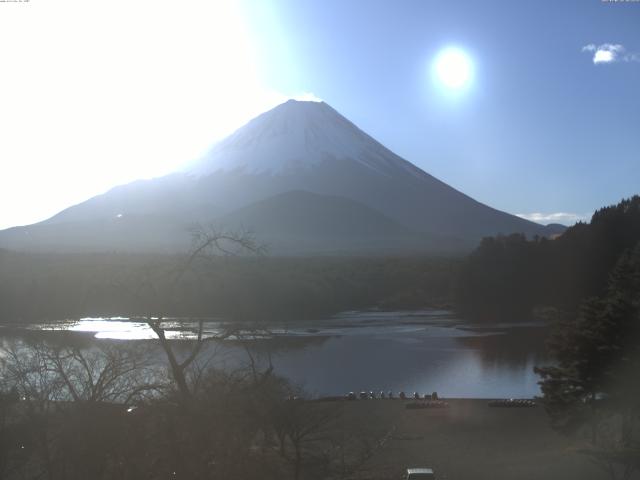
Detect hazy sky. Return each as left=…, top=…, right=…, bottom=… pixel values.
left=1, top=0, right=638, bottom=229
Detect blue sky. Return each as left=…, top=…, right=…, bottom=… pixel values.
left=0, top=0, right=638, bottom=228
left=245, top=0, right=640, bottom=224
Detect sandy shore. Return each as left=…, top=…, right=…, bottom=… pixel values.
left=336, top=399, right=602, bottom=480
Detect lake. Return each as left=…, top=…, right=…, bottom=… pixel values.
left=0, top=310, right=550, bottom=399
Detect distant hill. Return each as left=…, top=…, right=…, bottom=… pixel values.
left=0, top=100, right=558, bottom=254
left=541, top=223, right=567, bottom=237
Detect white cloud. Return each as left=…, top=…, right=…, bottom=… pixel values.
left=516, top=212, right=591, bottom=226
left=593, top=44, right=623, bottom=64
left=293, top=92, right=324, bottom=102
left=582, top=43, right=639, bottom=64
left=594, top=48, right=617, bottom=63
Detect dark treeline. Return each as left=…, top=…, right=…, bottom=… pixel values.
left=534, top=243, right=640, bottom=479
left=534, top=227, right=640, bottom=480
left=456, top=196, right=640, bottom=321
left=0, top=250, right=459, bottom=323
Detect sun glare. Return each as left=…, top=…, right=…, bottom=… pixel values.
left=433, top=48, right=473, bottom=90
left=0, top=0, right=286, bottom=229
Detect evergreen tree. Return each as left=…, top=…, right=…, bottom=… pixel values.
left=535, top=243, right=640, bottom=480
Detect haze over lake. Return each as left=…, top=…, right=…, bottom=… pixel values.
left=2, top=310, right=548, bottom=399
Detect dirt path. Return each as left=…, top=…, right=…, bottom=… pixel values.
left=343, top=399, right=603, bottom=480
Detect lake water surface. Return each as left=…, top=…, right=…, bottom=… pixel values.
left=1, top=310, right=549, bottom=398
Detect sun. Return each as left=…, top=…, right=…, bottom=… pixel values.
left=433, top=48, right=473, bottom=90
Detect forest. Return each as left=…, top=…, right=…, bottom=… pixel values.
left=456, top=196, right=640, bottom=322
left=0, top=247, right=458, bottom=324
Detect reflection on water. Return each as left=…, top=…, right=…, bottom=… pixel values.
left=0, top=310, right=550, bottom=398
left=35, top=318, right=220, bottom=340
left=456, top=327, right=548, bottom=369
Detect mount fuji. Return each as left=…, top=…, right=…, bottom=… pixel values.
left=0, top=100, right=560, bottom=254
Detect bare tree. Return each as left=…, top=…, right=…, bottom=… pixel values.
left=0, top=383, right=24, bottom=480
left=0, top=339, right=166, bottom=480
left=137, top=225, right=264, bottom=403
left=272, top=398, right=340, bottom=480
left=3, top=340, right=162, bottom=405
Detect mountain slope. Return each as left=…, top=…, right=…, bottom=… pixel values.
left=219, top=190, right=463, bottom=255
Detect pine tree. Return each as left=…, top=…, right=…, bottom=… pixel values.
left=535, top=242, right=640, bottom=480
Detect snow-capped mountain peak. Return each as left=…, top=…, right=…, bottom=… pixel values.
left=187, top=99, right=422, bottom=178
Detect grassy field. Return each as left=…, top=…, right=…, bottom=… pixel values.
left=338, top=399, right=601, bottom=480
